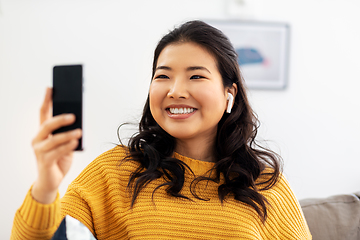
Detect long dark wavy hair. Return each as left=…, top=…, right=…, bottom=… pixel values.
left=121, top=20, right=282, bottom=222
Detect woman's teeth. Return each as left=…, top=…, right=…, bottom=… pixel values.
left=169, top=108, right=195, bottom=114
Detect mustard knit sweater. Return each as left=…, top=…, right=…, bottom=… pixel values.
left=11, top=146, right=311, bottom=239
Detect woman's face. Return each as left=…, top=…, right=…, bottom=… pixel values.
left=149, top=42, right=231, bottom=142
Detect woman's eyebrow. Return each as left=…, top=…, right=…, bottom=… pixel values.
left=155, top=65, right=211, bottom=73
left=155, top=66, right=172, bottom=71
left=187, top=66, right=211, bottom=73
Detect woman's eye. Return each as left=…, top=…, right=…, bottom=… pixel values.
left=155, top=75, right=169, bottom=79
left=190, top=75, right=205, bottom=80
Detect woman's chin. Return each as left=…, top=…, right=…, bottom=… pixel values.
left=166, top=130, right=196, bottom=141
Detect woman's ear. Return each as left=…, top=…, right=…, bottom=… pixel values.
left=226, top=83, right=238, bottom=113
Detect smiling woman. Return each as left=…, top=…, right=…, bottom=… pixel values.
left=149, top=42, right=232, bottom=152
left=11, top=20, right=312, bottom=240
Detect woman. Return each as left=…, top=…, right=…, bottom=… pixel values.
left=11, top=20, right=311, bottom=239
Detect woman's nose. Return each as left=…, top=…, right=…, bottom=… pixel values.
left=167, top=78, right=189, bottom=99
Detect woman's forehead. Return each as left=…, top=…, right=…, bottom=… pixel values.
left=156, top=42, right=218, bottom=70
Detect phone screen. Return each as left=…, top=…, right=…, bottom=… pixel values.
left=52, top=64, right=83, bottom=151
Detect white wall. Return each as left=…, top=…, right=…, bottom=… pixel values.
left=1, top=0, right=359, bottom=238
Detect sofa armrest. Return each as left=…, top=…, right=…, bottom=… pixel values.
left=300, top=193, right=360, bottom=240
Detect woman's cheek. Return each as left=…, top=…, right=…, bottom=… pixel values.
left=149, top=83, right=167, bottom=121
left=195, top=89, right=225, bottom=113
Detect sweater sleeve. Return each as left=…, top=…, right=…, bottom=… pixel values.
left=10, top=146, right=128, bottom=240
left=60, top=185, right=95, bottom=236
left=10, top=183, right=95, bottom=240
left=262, top=175, right=312, bottom=239
left=10, top=186, right=62, bottom=240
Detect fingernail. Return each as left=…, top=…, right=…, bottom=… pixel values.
left=65, top=114, right=75, bottom=121
left=72, top=129, right=80, bottom=136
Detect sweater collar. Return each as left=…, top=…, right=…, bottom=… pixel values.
left=173, top=152, right=215, bottom=176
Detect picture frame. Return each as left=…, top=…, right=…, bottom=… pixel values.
left=206, top=20, right=290, bottom=90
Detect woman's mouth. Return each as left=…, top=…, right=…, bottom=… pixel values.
left=166, top=107, right=197, bottom=119
left=168, top=107, right=195, bottom=114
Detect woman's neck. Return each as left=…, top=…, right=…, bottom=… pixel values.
left=174, top=137, right=216, bottom=163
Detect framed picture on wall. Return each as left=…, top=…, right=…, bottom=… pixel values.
left=205, top=20, right=290, bottom=90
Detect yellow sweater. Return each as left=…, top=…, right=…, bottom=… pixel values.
left=11, top=146, right=311, bottom=239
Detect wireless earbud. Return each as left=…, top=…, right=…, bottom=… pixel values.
left=226, top=93, right=234, bottom=113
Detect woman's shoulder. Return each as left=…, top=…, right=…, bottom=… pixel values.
left=71, top=145, right=139, bottom=186
left=256, top=168, right=294, bottom=200
left=256, top=169, right=312, bottom=238
left=255, top=168, right=301, bottom=211
left=99, top=144, right=127, bottom=158
left=257, top=168, right=306, bottom=221
left=88, top=145, right=138, bottom=167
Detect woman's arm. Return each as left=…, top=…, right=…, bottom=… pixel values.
left=262, top=174, right=312, bottom=239
left=11, top=88, right=82, bottom=239
left=11, top=187, right=62, bottom=240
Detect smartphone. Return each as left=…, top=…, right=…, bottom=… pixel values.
left=52, top=64, right=83, bottom=151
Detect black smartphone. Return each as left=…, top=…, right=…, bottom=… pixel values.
left=52, top=64, right=83, bottom=151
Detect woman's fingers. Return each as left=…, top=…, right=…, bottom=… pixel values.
left=32, top=114, right=76, bottom=144
left=36, top=128, right=82, bottom=153
left=40, top=87, right=53, bottom=125
left=30, top=88, right=80, bottom=204
left=43, top=139, right=79, bottom=164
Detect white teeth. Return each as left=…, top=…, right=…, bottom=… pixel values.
left=169, top=108, right=195, bottom=114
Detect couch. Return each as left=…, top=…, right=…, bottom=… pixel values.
left=300, top=192, right=360, bottom=240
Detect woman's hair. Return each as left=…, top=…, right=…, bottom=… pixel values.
left=122, top=20, right=282, bottom=222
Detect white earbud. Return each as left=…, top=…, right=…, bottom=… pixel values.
left=226, top=93, right=234, bottom=113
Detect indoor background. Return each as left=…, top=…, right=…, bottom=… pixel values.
left=1, top=0, right=359, bottom=238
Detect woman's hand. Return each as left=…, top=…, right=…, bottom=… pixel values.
left=31, top=88, right=82, bottom=204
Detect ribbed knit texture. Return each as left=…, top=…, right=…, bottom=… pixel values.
left=11, top=146, right=311, bottom=239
